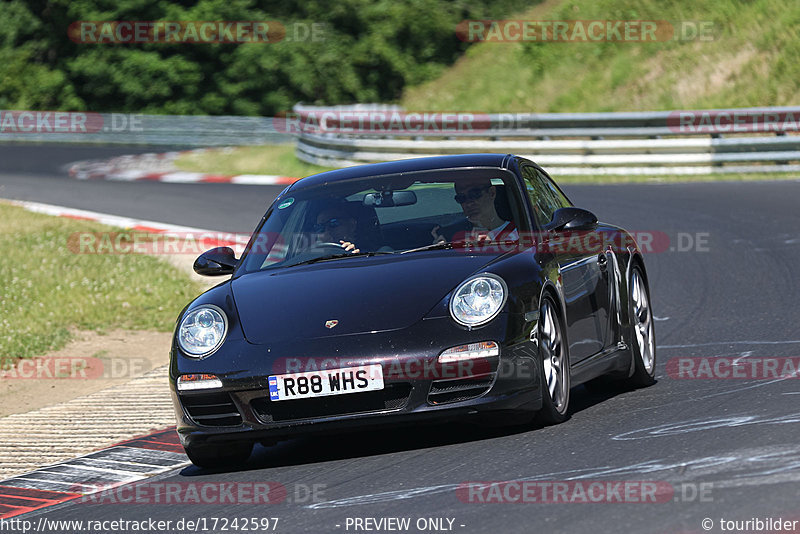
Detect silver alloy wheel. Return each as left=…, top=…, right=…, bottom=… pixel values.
left=541, top=300, right=566, bottom=411
left=631, top=269, right=655, bottom=374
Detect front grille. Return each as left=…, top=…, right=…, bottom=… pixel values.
left=251, top=383, right=412, bottom=423
left=428, top=372, right=496, bottom=405
left=181, top=392, right=242, bottom=427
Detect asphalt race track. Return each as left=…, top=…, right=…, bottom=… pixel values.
left=2, top=143, right=800, bottom=533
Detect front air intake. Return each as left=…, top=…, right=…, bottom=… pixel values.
left=181, top=392, right=242, bottom=427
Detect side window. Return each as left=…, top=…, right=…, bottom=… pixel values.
left=538, top=168, right=572, bottom=209
left=521, top=165, right=560, bottom=227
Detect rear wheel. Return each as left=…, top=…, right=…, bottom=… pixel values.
left=585, top=264, right=656, bottom=393
left=628, top=266, right=656, bottom=387
left=184, top=441, right=253, bottom=469
left=535, top=297, right=570, bottom=425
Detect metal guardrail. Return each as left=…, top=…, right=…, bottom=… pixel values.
left=2, top=106, right=799, bottom=175
left=0, top=112, right=293, bottom=146
left=291, top=104, right=800, bottom=175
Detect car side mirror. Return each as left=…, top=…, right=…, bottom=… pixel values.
left=547, top=207, right=598, bottom=231
left=193, top=247, right=238, bottom=276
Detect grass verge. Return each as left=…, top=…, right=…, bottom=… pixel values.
left=174, top=144, right=333, bottom=178
left=401, top=0, right=800, bottom=112
left=0, top=202, right=203, bottom=364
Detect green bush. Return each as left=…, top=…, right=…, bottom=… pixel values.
left=0, top=0, right=534, bottom=115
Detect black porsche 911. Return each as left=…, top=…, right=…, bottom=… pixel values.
left=170, top=153, right=656, bottom=467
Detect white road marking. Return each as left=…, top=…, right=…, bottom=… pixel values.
left=612, top=412, right=800, bottom=441
left=6, top=199, right=248, bottom=254
left=307, top=445, right=800, bottom=509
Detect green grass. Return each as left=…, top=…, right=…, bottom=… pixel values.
left=401, top=0, right=800, bottom=112
left=175, top=144, right=333, bottom=178
left=0, top=203, right=203, bottom=364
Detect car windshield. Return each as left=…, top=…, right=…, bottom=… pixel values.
left=239, top=168, right=523, bottom=273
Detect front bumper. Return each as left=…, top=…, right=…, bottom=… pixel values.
left=170, top=316, right=542, bottom=448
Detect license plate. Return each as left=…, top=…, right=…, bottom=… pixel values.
left=267, top=364, right=384, bottom=401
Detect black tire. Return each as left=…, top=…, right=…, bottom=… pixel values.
left=184, top=441, right=253, bottom=469
left=535, top=296, right=570, bottom=425
left=584, top=264, right=656, bottom=392
left=626, top=265, right=657, bottom=387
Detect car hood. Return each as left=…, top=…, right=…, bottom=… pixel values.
left=231, top=253, right=500, bottom=345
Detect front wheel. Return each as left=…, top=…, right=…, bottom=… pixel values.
left=535, top=297, right=570, bottom=425
left=184, top=441, right=253, bottom=469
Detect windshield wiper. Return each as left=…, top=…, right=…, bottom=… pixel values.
left=284, top=250, right=393, bottom=268
left=400, top=242, right=454, bottom=254
left=401, top=238, right=520, bottom=255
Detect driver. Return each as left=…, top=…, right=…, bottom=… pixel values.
left=314, top=204, right=360, bottom=253
left=432, top=178, right=518, bottom=244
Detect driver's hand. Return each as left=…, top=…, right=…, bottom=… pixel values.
left=431, top=225, right=446, bottom=244
left=339, top=241, right=360, bottom=253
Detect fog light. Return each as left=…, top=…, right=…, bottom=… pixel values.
left=177, top=373, right=222, bottom=391
left=438, top=341, right=499, bottom=364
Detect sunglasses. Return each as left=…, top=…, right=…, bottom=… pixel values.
left=454, top=186, right=490, bottom=204
left=313, top=217, right=349, bottom=233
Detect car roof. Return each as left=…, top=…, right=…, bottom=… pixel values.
left=289, top=153, right=514, bottom=190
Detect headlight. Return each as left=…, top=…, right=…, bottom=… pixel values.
left=177, top=305, right=228, bottom=358
left=449, top=273, right=507, bottom=327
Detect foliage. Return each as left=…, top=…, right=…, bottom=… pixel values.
left=0, top=0, right=534, bottom=114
